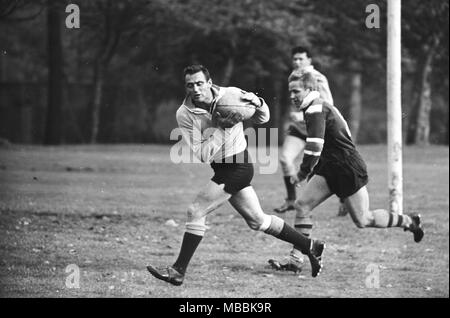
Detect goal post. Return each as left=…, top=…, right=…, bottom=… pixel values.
left=387, top=0, right=403, bottom=214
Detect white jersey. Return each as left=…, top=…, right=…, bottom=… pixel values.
left=176, top=85, right=270, bottom=163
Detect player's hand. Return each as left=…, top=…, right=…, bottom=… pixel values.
left=213, top=111, right=243, bottom=129
left=289, top=111, right=304, bottom=122
left=241, top=92, right=262, bottom=108
left=290, top=175, right=300, bottom=186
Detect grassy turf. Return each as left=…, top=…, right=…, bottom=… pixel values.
left=0, top=144, right=448, bottom=297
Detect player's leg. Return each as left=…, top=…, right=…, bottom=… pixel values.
left=275, top=134, right=306, bottom=213
left=343, top=186, right=424, bottom=242
left=337, top=197, right=349, bottom=216
left=279, top=175, right=334, bottom=271
left=147, top=181, right=231, bottom=285
left=173, top=181, right=231, bottom=272
left=229, top=185, right=326, bottom=277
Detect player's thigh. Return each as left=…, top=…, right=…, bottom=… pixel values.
left=228, top=186, right=266, bottom=228
left=343, top=186, right=370, bottom=226
left=189, top=181, right=231, bottom=219
left=281, top=135, right=306, bottom=162
left=297, top=175, right=334, bottom=211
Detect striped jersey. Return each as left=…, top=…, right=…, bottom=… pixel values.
left=297, top=91, right=355, bottom=180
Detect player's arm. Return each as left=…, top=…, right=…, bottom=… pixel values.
left=176, top=110, right=228, bottom=163
left=297, top=104, right=326, bottom=181
left=251, top=97, right=270, bottom=124
left=316, top=75, right=334, bottom=105
left=240, top=92, right=270, bottom=124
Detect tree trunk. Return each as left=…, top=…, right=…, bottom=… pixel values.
left=20, top=104, right=32, bottom=143
left=221, top=56, right=235, bottom=86
left=90, top=62, right=105, bottom=144
left=446, top=109, right=449, bottom=145
left=272, top=78, right=283, bottom=136
left=348, top=71, right=362, bottom=143
left=44, top=0, right=63, bottom=145
left=220, top=34, right=237, bottom=86
left=414, top=50, right=435, bottom=145
left=89, top=0, right=121, bottom=144
left=407, top=39, right=438, bottom=145
left=406, top=71, right=421, bottom=144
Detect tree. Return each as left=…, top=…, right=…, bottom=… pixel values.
left=79, top=0, right=156, bottom=143
left=310, top=0, right=386, bottom=143
left=163, top=0, right=315, bottom=132
left=44, top=0, right=63, bottom=145
left=404, top=0, right=449, bottom=145
left=0, top=0, right=45, bottom=21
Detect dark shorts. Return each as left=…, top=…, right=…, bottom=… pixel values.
left=287, top=123, right=307, bottom=141
left=210, top=150, right=254, bottom=195
left=312, top=149, right=369, bottom=199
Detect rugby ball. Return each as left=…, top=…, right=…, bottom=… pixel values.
left=214, top=87, right=256, bottom=120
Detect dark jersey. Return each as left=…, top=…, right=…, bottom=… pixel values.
left=298, top=97, right=356, bottom=180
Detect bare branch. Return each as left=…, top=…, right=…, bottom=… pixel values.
left=0, top=5, right=44, bottom=22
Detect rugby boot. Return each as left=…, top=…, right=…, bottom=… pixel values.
left=274, top=199, right=296, bottom=214
left=307, top=239, right=326, bottom=278
left=405, top=213, right=424, bottom=243
left=147, top=265, right=184, bottom=286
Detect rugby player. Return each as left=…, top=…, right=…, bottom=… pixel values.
left=269, top=72, right=424, bottom=274
left=273, top=46, right=347, bottom=273
left=146, top=65, right=326, bottom=286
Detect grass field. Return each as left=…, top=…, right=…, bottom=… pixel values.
left=0, top=144, right=448, bottom=298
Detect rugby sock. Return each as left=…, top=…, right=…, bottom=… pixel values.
left=294, top=216, right=313, bottom=237
left=293, top=215, right=313, bottom=257
left=172, top=232, right=203, bottom=274
left=261, top=215, right=311, bottom=254
left=284, top=176, right=296, bottom=201
left=388, top=213, right=412, bottom=228
left=371, top=210, right=412, bottom=228
left=275, top=223, right=311, bottom=255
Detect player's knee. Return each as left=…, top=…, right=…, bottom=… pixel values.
left=280, top=156, right=295, bottom=177
left=186, top=205, right=207, bottom=236
left=187, top=203, right=203, bottom=221
left=259, top=214, right=284, bottom=236
left=294, top=199, right=312, bottom=214
left=353, top=217, right=370, bottom=228
left=246, top=217, right=265, bottom=231
left=279, top=152, right=292, bottom=166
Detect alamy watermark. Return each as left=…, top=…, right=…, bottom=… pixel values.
left=365, top=4, right=380, bottom=29
left=65, top=3, right=380, bottom=30
left=65, top=264, right=80, bottom=289
left=365, top=263, right=380, bottom=288
left=65, top=4, right=80, bottom=29
left=169, top=123, right=279, bottom=175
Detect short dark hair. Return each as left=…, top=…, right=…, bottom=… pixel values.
left=183, top=64, right=211, bottom=81
left=291, top=46, right=311, bottom=58
left=289, top=72, right=318, bottom=91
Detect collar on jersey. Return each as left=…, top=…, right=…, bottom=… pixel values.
left=301, top=65, right=315, bottom=74
left=300, top=91, right=321, bottom=109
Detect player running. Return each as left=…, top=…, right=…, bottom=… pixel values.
left=269, top=72, right=424, bottom=274
left=146, top=65, right=326, bottom=286
left=272, top=46, right=347, bottom=273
